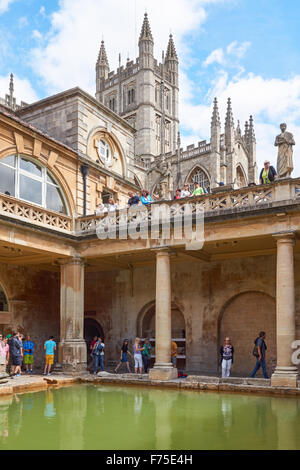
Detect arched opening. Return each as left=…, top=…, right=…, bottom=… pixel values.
left=236, top=165, right=246, bottom=188
left=84, top=318, right=104, bottom=350
left=0, top=284, right=8, bottom=311
left=218, top=291, right=276, bottom=377
left=138, top=302, right=186, bottom=369
left=186, top=166, right=210, bottom=192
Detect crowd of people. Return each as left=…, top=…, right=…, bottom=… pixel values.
left=0, top=332, right=57, bottom=377
left=94, top=159, right=280, bottom=216
left=0, top=331, right=269, bottom=379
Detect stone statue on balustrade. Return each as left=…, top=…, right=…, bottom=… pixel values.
left=157, top=162, right=174, bottom=200
left=274, top=123, right=295, bottom=178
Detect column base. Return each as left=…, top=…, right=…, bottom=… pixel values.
left=58, top=340, right=87, bottom=373
left=271, top=366, right=299, bottom=388
left=149, top=363, right=178, bottom=381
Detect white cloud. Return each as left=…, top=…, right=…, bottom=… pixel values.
left=29, top=0, right=223, bottom=95
left=32, top=30, right=43, bottom=40
left=0, top=0, right=14, bottom=14
left=226, top=41, right=251, bottom=58
left=203, top=48, right=224, bottom=67
left=180, top=71, right=300, bottom=177
left=0, top=74, right=38, bottom=104
left=18, top=16, right=29, bottom=28
left=203, top=41, right=251, bottom=67
left=39, top=6, right=46, bottom=17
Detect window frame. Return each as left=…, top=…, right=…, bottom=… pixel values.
left=0, top=154, right=69, bottom=215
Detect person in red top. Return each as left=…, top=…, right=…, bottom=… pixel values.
left=89, top=336, right=97, bottom=368
left=173, top=189, right=181, bottom=200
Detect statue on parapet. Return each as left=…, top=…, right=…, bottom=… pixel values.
left=274, top=123, right=295, bottom=178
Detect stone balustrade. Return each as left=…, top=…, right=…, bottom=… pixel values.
left=76, top=178, right=300, bottom=236
left=0, top=193, right=73, bottom=232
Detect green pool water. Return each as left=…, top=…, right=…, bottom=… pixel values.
left=0, top=384, right=299, bottom=450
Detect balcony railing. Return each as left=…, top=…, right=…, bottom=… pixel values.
left=1, top=179, right=300, bottom=237
left=0, top=193, right=73, bottom=232
left=76, top=178, right=300, bottom=235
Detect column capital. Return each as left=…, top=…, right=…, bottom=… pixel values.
left=56, top=256, right=86, bottom=267
left=272, top=231, right=296, bottom=245
left=151, top=246, right=173, bottom=256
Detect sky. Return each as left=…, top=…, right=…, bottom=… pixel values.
left=0, top=0, right=300, bottom=177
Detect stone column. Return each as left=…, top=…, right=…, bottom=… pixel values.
left=58, top=257, right=87, bottom=373
left=149, top=249, right=177, bottom=380
left=272, top=232, right=298, bottom=387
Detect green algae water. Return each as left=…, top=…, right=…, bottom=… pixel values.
left=0, top=384, right=299, bottom=450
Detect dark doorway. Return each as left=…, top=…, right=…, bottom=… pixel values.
left=84, top=318, right=104, bottom=351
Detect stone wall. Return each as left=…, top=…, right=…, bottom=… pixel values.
left=83, top=253, right=300, bottom=377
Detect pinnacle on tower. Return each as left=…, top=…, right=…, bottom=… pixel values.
left=139, top=12, right=153, bottom=44
left=97, top=40, right=109, bottom=67
left=248, top=115, right=256, bottom=142
left=211, top=97, right=221, bottom=128
left=9, top=73, right=14, bottom=97
left=244, top=121, right=249, bottom=142
left=236, top=120, right=242, bottom=139
left=225, top=97, right=234, bottom=129
left=166, top=34, right=178, bottom=61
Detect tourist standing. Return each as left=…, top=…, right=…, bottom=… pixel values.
left=140, top=191, right=153, bottom=205
left=0, top=335, right=9, bottom=374
left=259, top=160, right=277, bottom=184
left=180, top=184, right=191, bottom=198
left=128, top=192, right=140, bottom=207
left=171, top=340, right=178, bottom=368
left=23, top=335, right=34, bottom=374
left=114, top=339, right=132, bottom=373
left=134, top=337, right=144, bottom=374
left=43, top=336, right=56, bottom=376
left=250, top=331, right=269, bottom=379
left=173, top=189, right=181, bottom=200
left=10, top=332, right=23, bottom=377
left=220, top=337, right=234, bottom=378
left=142, top=338, right=152, bottom=374
left=192, top=181, right=204, bottom=196
left=107, top=198, right=118, bottom=212
left=95, top=202, right=108, bottom=216
left=89, top=335, right=97, bottom=367
left=93, top=337, right=105, bottom=375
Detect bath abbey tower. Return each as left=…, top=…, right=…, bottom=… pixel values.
left=95, top=13, right=258, bottom=192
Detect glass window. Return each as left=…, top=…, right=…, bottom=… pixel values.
left=46, top=184, right=66, bottom=213
left=20, top=174, right=42, bottom=205
left=20, top=158, right=42, bottom=177
left=0, top=164, right=15, bottom=196
left=0, top=155, right=68, bottom=214
left=0, top=155, right=15, bottom=167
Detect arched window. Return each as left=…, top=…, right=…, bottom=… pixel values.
left=236, top=165, right=246, bottom=188
left=0, top=284, right=8, bottom=311
left=0, top=155, right=68, bottom=214
left=97, top=139, right=112, bottom=166
left=187, top=167, right=210, bottom=192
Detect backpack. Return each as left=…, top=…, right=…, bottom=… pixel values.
left=252, top=338, right=259, bottom=357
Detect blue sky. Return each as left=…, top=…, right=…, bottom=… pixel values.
left=0, top=0, right=300, bottom=175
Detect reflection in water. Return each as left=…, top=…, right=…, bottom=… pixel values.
left=44, top=390, right=56, bottom=419
left=221, top=397, right=232, bottom=435
left=0, top=385, right=299, bottom=450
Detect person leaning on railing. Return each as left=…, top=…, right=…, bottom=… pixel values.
left=259, top=160, right=277, bottom=184
left=191, top=181, right=204, bottom=196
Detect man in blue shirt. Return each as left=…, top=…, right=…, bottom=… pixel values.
left=10, top=332, right=23, bottom=377
left=43, top=336, right=56, bottom=376
left=23, top=335, right=34, bottom=374
left=250, top=331, right=269, bottom=379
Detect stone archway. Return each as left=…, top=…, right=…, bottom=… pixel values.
left=137, top=302, right=186, bottom=369
left=218, top=291, right=276, bottom=377
left=84, top=318, right=104, bottom=349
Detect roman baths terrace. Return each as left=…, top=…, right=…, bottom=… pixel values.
left=0, top=107, right=299, bottom=388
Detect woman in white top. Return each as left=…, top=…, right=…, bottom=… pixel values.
left=133, top=337, right=144, bottom=374
left=107, top=198, right=119, bottom=212
left=95, top=203, right=108, bottom=216
left=180, top=184, right=191, bottom=198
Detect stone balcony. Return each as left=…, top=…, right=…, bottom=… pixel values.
left=0, top=178, right=299, bottom=239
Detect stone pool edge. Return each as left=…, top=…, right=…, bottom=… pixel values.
left=0, top=374, right=300, bottom=398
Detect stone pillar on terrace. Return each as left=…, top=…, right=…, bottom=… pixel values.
left=271, top=232, right=298, bottom=387
left=149, top=248, right=177, bottom=381
left=58, top=257, right=87, bottom=373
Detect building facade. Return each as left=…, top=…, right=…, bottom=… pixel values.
left=0, top=14, right=298, bottom=387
